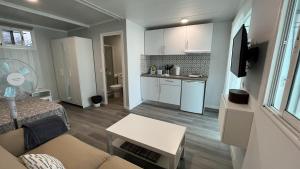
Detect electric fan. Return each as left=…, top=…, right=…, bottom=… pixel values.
left=0, top=58, right=38, bottom=128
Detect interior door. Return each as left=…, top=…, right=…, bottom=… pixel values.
left=104, top=46, right=115, bottom=88
left=164, top=26, right=187, bottom=55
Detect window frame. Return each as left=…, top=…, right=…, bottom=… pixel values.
left=266, top=0, right=300, bottom=133
left=0, top=26, right=35, bottom=50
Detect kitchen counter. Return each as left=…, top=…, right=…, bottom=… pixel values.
left=141, top=73, right=208, bottom=81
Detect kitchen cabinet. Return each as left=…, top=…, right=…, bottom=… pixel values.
left=158, top=79, right=181, bottom=105
left=141, top=77, right=159, bottom=101
left=51, top=37, right=97, bottom=108
left=145, top=29, right=164, bottom=55
left=144, top=23, right=214, bottom=55
left=164, top=26, right=187, bottom=55
left=186, top=23, right=213, bottom=53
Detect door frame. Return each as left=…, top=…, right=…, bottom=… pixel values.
left=100, top=31, right=127, bottom=108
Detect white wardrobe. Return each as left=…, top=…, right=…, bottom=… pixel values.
left=51, top=37, right=96, bottom=108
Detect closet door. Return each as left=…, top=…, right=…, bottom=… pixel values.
left=62, top=38, right=82, bottom=106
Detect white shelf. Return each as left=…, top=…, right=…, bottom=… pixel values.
left=112, top=138, right=183, bottom=169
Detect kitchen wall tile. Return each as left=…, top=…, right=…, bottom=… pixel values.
left=142, top=54, right=210, bottom=76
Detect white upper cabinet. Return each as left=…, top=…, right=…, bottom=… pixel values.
left=144, top=23, right=213, bottom=55
left=145, top=29, right=164, bottom=55
left=186, top=23, right=214, bottom=53
left=164, top=26, right=186, bottom=55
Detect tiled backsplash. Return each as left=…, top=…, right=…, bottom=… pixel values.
left=141, top=54, right=210, bottom=76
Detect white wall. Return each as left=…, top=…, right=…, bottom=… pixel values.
left=0, top=26, right=67, bottom=100
left=226, top=0, right=300, bottom=168
left=205, top=22, right=232, bottom=109
left=68, top=20, right=127, bottom=104
left=125, top=19, right=144, bottom=110
left=223, top=0, right=253, bottom=94
left=34, top=28, right=67, bottom=99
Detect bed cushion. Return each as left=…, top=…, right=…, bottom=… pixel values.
left=27, top=134, right=110, bottom=169
left=0, top=145, right=27, bottom=169
left=98, top=156, right=142, bottom=169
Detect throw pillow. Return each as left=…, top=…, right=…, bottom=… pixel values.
left=20, top=154, right=65, bottom=169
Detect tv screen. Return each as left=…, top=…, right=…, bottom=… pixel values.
left=231, top=25, right=248, bottom=77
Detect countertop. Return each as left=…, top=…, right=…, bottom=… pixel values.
left=141, top=73, right=208, bottom=81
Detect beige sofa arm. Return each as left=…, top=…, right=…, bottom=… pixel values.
left=0, top=128, right=25, bottom=157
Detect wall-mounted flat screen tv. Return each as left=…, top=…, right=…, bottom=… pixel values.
left=231, top=25, right=248, bottom=77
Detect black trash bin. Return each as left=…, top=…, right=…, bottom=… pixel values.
left=91, top=95, right=102, bottom=107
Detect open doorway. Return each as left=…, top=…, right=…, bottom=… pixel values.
left=100, top=31, right=126, bottom=107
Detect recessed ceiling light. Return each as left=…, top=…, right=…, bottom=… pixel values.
left=180, top=19, right=189, bottom=24
left=27, top=0, right=38, bottom=3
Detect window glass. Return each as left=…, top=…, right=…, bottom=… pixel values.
left=13, top=31, right=22, bottom=45
left=272, top=2, right=300, bottom=110
left=287, top=56, right=300, bottom=119
left=2, top=30, right=13, bottom=45
left=22, top=31, right=33, bottom=47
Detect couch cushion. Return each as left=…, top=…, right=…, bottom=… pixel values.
left=0, top=146, right=27, bottom=169
left=0, top=128, right=25, bottom=156
left=98, top=156, right=142, bottom=169
left=27, top=134, right=110, bottom=169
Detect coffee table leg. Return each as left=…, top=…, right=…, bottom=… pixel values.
left=168, top=156, right=176, bottom=169
left=181, top=134, right=185, bottom=159
left=107, top=134, right=113, bottom=154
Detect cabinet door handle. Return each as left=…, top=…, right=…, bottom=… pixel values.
left=165, top=80, right=174, bottom=82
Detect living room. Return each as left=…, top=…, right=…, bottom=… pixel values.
left=0, top=0, right=300, bottom=169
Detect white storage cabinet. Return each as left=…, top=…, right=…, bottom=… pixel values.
left=51, top=37, right=97, bottom=108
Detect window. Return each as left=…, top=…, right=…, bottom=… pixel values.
left=0, top=27, right=33, bottom=48
left=267, top=0, right=300, bottom=132
left=22, top=31, right=33, bottom=47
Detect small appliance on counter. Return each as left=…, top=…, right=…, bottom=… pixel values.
left=175, top=66, right=180, bottom=76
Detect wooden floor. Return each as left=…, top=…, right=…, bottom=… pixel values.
left=64, top=99, right=233, bottom=169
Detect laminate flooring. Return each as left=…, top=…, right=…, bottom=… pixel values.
left=64, top=100, right=233, bottom=169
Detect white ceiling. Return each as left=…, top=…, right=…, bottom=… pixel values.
left=85, top=0, right=243, bottom=27
left=0, top=0, right=242, bottom=31
left=0, top=0, right=115, bottom=31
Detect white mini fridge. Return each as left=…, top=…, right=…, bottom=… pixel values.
left=180, top=80, right=205, bottom=114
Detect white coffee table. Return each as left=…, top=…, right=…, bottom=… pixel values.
left=106, top=114, right=186, bottom=169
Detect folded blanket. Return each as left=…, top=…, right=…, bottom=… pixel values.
left=22, top=115, right=68, bottom=150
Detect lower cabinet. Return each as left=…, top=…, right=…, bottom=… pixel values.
left=158, top=79, right=181, bottom=105
left=141, top=77, right=159, bottom=101
left=141, top=77, right=181, bottom=105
